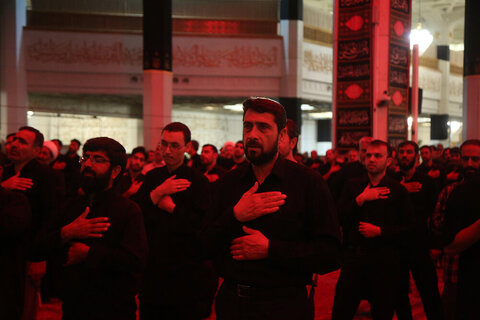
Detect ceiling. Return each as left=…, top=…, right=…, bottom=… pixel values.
left=305, top=0, right=465, bottom=48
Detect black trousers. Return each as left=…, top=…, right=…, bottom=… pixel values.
left=332, top=257, right=398, bottom=320
left=215, top=282, right=312, bottom=320
left=395, top=249, right=444, bottom=320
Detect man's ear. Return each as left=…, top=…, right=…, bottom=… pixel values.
left=289, top=137, right=298, bottom=149
left=32, top=145, right=42, bottom=156
left=111, top=165, right=122, bottom=180
left=279, top=127, right=287, bottom=142
left=386, top=157, right=393, bottom=167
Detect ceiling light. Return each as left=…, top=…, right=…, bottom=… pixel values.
left=223, top=104, right=244, bottom=112
left=410, top=24, right=433, bottom=55
left=449, top=43, right=464, bottom=52
left=301, top=104, right=315, bottom=111
left=309, top=112, right=332, bottom=119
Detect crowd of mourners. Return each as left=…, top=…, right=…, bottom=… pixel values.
left=1, top=97, right=479, bottom=320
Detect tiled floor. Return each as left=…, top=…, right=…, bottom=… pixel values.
left=38, top=269, right=440, bottom=320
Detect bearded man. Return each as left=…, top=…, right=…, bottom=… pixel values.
left=203, top=97, right=341, bottom=320
left=392, top=140, right=443, bottom=320
left=46, top=137, right=148, bottom=320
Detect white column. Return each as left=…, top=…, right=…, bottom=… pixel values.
left=0, top=0, right=28, bottom=138
left=142, top=70, right=172, bottom=150
left=463, top=76, right=480, bottom=139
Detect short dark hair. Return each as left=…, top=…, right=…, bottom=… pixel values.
left=202, top=144, right=218, bottom=154
left=131, top=146, right=148, bottom=159
left=420, top=145, right=432, bottom=152
left=83, top=137, right=127, bottom=171
left=368, top=140, right=392, bottom=157
left=460, top=139, right=480, bottom=153
left=286, top=119, right=300, bottom=139
left=450, top=147, right=460, bottom=156
left=190, top=140, right=199, bottom=151
left=235, top=140, right=243, bottom=146
left=52, top=139, right=63, bottom=148
left=242, top=97, right=287, bottom=132
left=18, top=126, right=44, bottom=148
left=398, top=140, right=419, bottom=155
left=71, top=139, right=81, bottom=147
left=162, top=122, right=191, bottom=144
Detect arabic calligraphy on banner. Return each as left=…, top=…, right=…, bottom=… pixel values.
left=173, top=45, right=278, bottom=68
left=335, top=0, right=373, bottom=149
left=27, top=39, right=142, bottom=66
left=388, top=1, right=411, bottom=146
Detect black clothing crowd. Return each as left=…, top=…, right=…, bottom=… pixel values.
left=1, top=120, right=479, bottom=320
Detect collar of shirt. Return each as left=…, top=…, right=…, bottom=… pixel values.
left=239, top=157, right=288, bottom=186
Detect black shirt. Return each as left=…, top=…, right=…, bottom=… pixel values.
left=52, top=189, right=148, bottom=320
left=203, top=158, right=341, bottom=287
left=390, top=170, right=437, bottom=247
left=444, top=176, right=480, bottom=277
left=0, top=188, right=31, bottom=320
left=134, top=164, right=213, bottom=304
left=114, top=171, right=145, bottom=197
left=338, top=175, right=414, bottom=256
left=2, top=159, right=59, bottom=261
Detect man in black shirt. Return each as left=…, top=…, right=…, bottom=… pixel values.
left=231, top=140, right=248, bottom=170
left=201, top=143, right=227, bottom=182
left=333, top=140, right=414, bottom=320
left=203, top=97, right=341, bottom=320
left=0, top=187, right=31, bottom=320
left=49, top=137, right=148, bottom=320
left=115, top=146, right=147, bottom=198
left=328, top=136, right=372, bottom=201
left=392, top=141, right=443, bottom=320
left=442, top=139, right=480, bottom=320
left=135, top=122, right=216, bottom=320
left=1, top=126, right=59, bottom=320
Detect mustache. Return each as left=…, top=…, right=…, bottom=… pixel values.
left=82, top=167, right=96, bottom=176
left=245, top=140, right=262, bottom=148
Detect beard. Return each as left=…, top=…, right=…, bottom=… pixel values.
left=463, top=166, right=480, bottom=179
left=80, top=167, right=112, bottom=194
left=398, top=157, right=415, bottom=171
left=245, top=139, right=278, bottom=166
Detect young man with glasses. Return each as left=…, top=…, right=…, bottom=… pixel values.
left=134, top=122, right=217, bottom=320
left=47, top=137, right=148, bottom=320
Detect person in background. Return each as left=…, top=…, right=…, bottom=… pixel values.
left=278, top=119, right=300, bottom=163
left=185, top=140, right=203, bottom=171
left=201, top=144, right=227, bottom=183
left=1, top=126, right=59, bottom=320
left=142, top=144, right=165, bottom=174
left=442, top=140, right=480, bottom=319
left=333, top=140, right=414, bottom=319
left=217, top=141, right=235, bottom=170
left=0, top=164, right=32, bottom=319
left=116, top=146, right=148, bottom=198
left=231, top=140, right=247, bottom=170
left=135, top=122, right=217, bottom=320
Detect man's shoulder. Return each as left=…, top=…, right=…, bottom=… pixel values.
left=107, top=191, right=143, bottom=216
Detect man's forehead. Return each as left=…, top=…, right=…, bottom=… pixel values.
left=162, top=130, right=185, bottom=141
left=244, top=110, right=276, bottom=125
left=16, top=129, right=35, bottom=142
left=399, top=145, right=414, bottom=151
left=132, top=152, right=145, bottom=159
left=462, top=145, right=480, bottom=155
left=84, top=150, right=108, bottom=158
left=367, top=145, right=387, bottom=153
